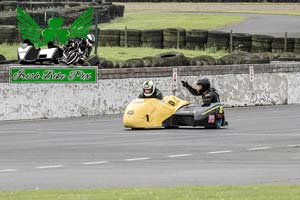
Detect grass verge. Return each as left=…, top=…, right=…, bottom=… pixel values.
left=1, top=185, right=300, bottom=200
left=119, top=3, right=300, bottom=16
left=0, top=45, right=227, bottom=62
left=97, top=46, right=226, bottom=61
left=0, top=44, right=17, bottom=60
left=100, top=13, right=245, bottom=30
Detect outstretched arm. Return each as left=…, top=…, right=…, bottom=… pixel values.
left=181, top=81, right=200, bottom=96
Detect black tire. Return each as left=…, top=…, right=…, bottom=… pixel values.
left=106, top=60, right=114, bottom=68
left=236, top=51, right=252, bottom=57
left=99, top=30, right=121, bottom=47
left=98, top=58, right=108, bottom=69
left=221, top=54, right=245, bottom=64
left=233, top=46, right=251, bottom=52
left=233, top=41, right=252, bottom=46
left=294, top=49, right=300, bottom=53
left=272, top=43, right=294, bottom=49
left=252, top=34, right=273, bottom=43
left=163, top=28, right=185, bottom=37
left=272, top=37, right=294, bottom=43
left=232, top=33, right=252, bottom=41
left=120, top=29, right=141, bottom=36
left=152, top=52, right=186, bottom=67
left=186, top=29, right=208, bottom=38
left=192, top=55, right=216, bottom=65
left=142, top=42, right=163, bottom=48
left=205, top=115, right=223, bottom=129
left=232, top=33, right=252, bottom=51
left=118, top=61, right=126, bottom=68
left=141, top=35, right=163, bottom=42
left=252, top=41, right=272, bottom=48
left=86, top=55, right=100, bottom=66
left=112, top=61, right=119, bottom=68
left=294, top=38, right=300, bottom=44
left=100, top=29, right=120, bottom=35
left=251, top=47, right=271, bottom=53
left=207, top=31, right=229, bottom=50
left=142, top=56, right=153, bottom=67
left=208, top=31, right=230, bottom=39
left=99, top=35, right=120, bottom=41
left=207, top=41, right=229, bottom=50
left=163, top=35, right=185, bottom=42
left=185, top=30, right=208, bottom=49
left=141, top=29, right=163, bottom=36
left=124, top=58, right=144, bottom=68
left=272, top=49, right=285, bottom=53
left=164, top=33, right=185, bottom=46
left=99, top=34, right=120, bottom=46
left=185, top=37, right=207, bottom=43
left=0, top=26, right=17, bottom=34
left=163, top=41, right=185, bottom=49
left=120, top=35, right=141, bottom=41
left=0, top=54, right=6, bottom=62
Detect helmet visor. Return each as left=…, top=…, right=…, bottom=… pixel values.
left=87, top=39, right=94, bottom=47
left=143, top=89, right=152, bottom=94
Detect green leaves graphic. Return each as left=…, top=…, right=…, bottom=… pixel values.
left=16, top=7, right=94, bottom=47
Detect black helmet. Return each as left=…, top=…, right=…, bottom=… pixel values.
left=197, top=78, right=210, bottom=92
left=23, top=39, right=34, bottom=47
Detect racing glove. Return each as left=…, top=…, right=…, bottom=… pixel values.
left=181, top=80, right=190, bottom=88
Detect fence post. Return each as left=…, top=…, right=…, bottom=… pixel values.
left=177, top=27, right=180, bottom=50
left=284, top=32, right=287, bottom=52
left=94, top=9, right=99, bottom=55
left=125, top=26, right=128, bottom=48
left=230, top=29, right=233, bottom=53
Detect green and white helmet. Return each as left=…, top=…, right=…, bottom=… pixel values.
left=143, top=80, right=155, bottom=97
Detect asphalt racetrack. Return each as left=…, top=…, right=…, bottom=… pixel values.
left=210, top=12, right=300, bottom=37
left=0, top=105, right=300, bottom=190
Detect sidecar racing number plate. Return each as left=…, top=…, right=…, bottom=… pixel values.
left=208, top=115, right=215, bottom=123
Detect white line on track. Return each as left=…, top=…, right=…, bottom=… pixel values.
left=288, top=144, right=300, bottom=147
left=167, top=154, right=192, bottom=158
left=207, top=150, right=232, bottom=154
left=35, top=165, right=63, bottom=169
left=81, top=161, right=108, bottom=165
left=0, top=169, right=17, bottom=173
left=247, top=147, right=271, bottom=151
left=125, top=157, right=150, bottom=161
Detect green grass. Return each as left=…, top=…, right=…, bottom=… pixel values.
left=0, top=44, right=227, bottom=62
left=1, top=185, right=300, bottom=200
left=119, top=3, right=300, bottom=16
left=100, top=13, right=245, bottom=30
left=0, top=44, right=18, bottom=60
left=98, top=46, right=226, bottom=61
